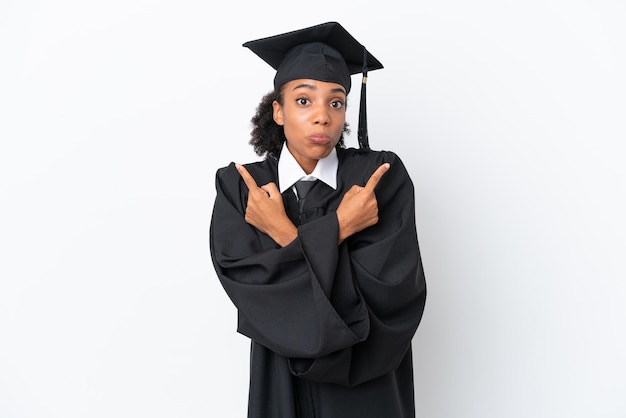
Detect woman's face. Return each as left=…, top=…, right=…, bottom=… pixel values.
left=273, top=79, right=347, bottom=174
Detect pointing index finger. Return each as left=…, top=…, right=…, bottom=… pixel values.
left=236, top=163, right=259, bottom=190
left=364, top=163, right=390, bottom=191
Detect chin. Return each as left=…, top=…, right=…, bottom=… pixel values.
left=311, top=143, right=335, bottom=158
left=310, top=148, right=333, bottom=160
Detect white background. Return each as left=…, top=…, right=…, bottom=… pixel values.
left=1, top=1, right=625, bottom=417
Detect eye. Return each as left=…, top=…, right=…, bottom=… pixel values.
left=330, top=100, right=344, bottom=109
left=296, top=97, right=310, bottom=106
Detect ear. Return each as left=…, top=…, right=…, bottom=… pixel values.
left=272, top=100, right=284, bottom=126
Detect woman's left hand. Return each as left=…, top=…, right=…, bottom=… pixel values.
left=236, top=163, right=297, bottom=247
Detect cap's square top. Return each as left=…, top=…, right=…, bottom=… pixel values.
left=243, top=21, right=383, bottom=93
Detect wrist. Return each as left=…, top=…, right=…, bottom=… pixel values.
left=336, top=210, right=352, bottom=244
left=271, top=221, right=297, bottom=247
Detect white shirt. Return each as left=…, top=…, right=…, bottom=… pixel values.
left=278, top=142, right=338, bottom=195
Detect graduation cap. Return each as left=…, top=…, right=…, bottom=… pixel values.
left=243, top=22, right=383, bottom=150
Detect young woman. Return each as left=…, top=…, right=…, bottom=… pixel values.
left=210, top=22, right=427, bottom=418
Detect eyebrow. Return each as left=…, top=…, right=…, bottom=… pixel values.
left=291, top=83, right=347, bottom=96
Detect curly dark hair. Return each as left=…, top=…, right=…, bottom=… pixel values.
left=249, top=89, right=350, bottom=159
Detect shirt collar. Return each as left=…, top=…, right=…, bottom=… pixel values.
left=278, top=142, right=338, bottom=193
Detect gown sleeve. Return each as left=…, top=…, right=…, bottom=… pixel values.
left=209, top=152, right=426, bottom=387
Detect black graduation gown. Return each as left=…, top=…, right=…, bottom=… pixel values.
left=210, top=148, right=427, bottom=418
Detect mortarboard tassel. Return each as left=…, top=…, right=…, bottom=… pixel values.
left=357, top=47, right=370, bottom=151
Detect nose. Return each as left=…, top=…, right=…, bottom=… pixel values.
left=313, top=103, right=330, bottom=125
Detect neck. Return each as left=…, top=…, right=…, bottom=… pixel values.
left=287, top=145, right=318, bottom=174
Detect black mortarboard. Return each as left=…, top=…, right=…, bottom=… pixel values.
left=243, top=22, right=384, bottom=150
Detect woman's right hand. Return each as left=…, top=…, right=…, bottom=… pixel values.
left=236, top=164, right=298, bottom=247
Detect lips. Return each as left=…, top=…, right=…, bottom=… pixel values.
left=308, top=134, right=332, bottom=145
